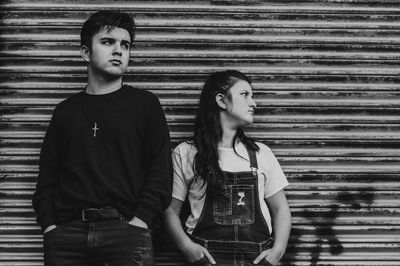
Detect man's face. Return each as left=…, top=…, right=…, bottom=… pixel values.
left=83, top=26, right=131, bottom=78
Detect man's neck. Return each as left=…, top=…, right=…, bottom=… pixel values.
left=86, top=74, right=123, bottom=95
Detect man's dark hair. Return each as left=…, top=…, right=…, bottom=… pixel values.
left=80, top=10, right=136, bottom=49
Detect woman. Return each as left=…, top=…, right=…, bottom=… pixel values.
left=165, top=70, right=291, bottom=266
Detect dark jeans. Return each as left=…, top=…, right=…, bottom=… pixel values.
left=188, top=236, right=273, bottom=266
left=43, top=218, right=154, bottom=266
left=188, top=252, right=274, bottom=266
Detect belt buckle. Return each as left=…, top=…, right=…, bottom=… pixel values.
left=82, top=208, right=100, bottom=221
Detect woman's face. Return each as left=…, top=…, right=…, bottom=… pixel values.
left=223, top=80, right=256, bottom=127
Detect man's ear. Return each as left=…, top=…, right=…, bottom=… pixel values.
left=215, top=93, right=227, bottom=109
left=80, top=45, right=90, bottom=63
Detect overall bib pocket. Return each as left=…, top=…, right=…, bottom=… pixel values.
left=213, top=184, right=255, bottom=225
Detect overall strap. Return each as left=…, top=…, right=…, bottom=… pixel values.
left=245, top=145, right=258, bottom=172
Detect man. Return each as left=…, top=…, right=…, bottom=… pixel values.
left=32, top=10, right=171, bottom=265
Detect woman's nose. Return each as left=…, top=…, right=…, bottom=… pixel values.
left=249, top=97, right=257, bottom=108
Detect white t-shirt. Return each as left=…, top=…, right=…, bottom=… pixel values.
left=172, top=141, right=289, bottom=234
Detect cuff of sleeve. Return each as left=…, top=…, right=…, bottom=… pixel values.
left=134, top=206, right=156, bottom=227
left=264, top=182, right=289, bottom=199
left=172, top=194, right=186, bottom=202
left=38, top=215, right=56, bottom=232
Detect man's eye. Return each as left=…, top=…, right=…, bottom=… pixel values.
left=103, top=40, right=112, bottom=45
left=122, top=43, right=130, bottom=49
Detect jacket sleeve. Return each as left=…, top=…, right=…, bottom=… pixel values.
left=133, top=93, right=172, bottom=226
left=32, top=108, right=61, bottom=232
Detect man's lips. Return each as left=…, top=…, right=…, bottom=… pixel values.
left=110, top=59, right=122, bottom=64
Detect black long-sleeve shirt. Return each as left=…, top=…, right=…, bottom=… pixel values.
left=32, top=85, right=172, bottom=231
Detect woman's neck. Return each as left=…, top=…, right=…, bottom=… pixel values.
left=219, top=122, right=237, bottom=149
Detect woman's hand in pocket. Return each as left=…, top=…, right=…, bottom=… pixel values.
left=253, top=247, right=284, bottom=265
left=182, top=241, right=215, bottom=264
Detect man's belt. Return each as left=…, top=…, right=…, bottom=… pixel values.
left=81, top=207, right=122, bottom=222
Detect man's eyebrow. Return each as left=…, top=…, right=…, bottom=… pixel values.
left=99, top=37, right=131, bottom=46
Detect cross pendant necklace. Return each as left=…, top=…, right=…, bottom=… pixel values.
left=92, top=122, right=99, bottom=137
left=83, top=84, right=123, bottom=139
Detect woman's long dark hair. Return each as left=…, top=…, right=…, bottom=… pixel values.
left=193, top=70, right=260, bottom=192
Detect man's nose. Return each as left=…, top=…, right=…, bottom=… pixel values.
left=113, top=44, right=122, bottom=55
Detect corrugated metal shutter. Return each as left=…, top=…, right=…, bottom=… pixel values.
left=1, top=0, right=399, bottom=265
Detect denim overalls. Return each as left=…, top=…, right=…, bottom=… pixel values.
left=189, top=147, right=273, bottom=266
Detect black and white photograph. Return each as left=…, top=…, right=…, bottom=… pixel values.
left=0, top=1, right=399, bottom=265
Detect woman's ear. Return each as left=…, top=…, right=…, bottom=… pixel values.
left=215, top=93, right=227, bottom=109
left=80, top=45, right=90, bottom=63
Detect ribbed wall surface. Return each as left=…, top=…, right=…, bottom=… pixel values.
left=1, top=1, right=399, bottom=265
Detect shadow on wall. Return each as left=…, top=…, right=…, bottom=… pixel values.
left=284, top=188, right=375, bottom=266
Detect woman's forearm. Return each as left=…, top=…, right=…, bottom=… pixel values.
left=271, top=204, right=291, bottom=254
left=164, top=207, right=193, bottom=252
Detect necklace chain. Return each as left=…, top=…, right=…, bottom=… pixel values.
left=83, top=85, right=123, bottom=138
